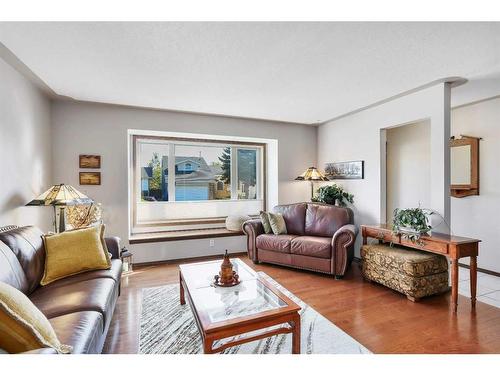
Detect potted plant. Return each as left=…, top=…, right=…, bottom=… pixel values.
left=392, top=207, right=433, bottom=244
left=312, top=184, right=354, bottom=207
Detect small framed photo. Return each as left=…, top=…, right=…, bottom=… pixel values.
left=325, top=160, right=364, bottom=180
left=79, top=172, right=101, bottom=185
left=79, top=155, right=101, bottom=169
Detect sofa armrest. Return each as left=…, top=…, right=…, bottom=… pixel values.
left=335, top=224, right=358, bottom=237
left=331, top=224, right=358, bottom=277
left=242, top=219, right=264, bottom=263
left=105, top=236, right=121, bottom=259
left=17, top=348, right=59, bottom=354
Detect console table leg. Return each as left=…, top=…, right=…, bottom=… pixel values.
left=451, top=259, right=459, bottom=313
left=470, top=256, right=478, bottom=309
left=179, top=272, right=185, bottom=305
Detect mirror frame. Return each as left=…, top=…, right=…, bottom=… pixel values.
left=450, top=135, right=480, bottom=198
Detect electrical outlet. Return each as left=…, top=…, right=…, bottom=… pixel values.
left=209, top=239, right=215, bottom=247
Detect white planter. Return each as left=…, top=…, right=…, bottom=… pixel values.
left=398, top=227, right=430, bottom=237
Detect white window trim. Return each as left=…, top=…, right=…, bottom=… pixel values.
left=235, top=147, right=262, bottom=200
left=129, top=130, right=274, bottom=235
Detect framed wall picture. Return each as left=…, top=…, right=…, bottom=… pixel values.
left=79, top=155, right=101, bottom=169
left=79, top=172, right=101, bottom=185
left=325, top=160, right=364, bottom=180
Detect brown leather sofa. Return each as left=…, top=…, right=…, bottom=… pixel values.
left=243, top=202, right=357, bottom=278
left=0, top=225, right=122, bottom=354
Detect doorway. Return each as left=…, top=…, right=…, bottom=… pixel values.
left=386, top=120, right=431, bottom=223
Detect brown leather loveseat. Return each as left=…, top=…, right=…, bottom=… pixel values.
left=243, top=202, right=357, bottom=278
left=0, top=225, right=122, bottom=354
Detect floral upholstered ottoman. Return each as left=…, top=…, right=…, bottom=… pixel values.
left=361, top=243, right=449, bottom=301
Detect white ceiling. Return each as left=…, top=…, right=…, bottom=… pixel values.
left=0, top=22, right=499, bottom=124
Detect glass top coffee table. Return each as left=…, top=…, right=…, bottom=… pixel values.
left=179, top=258, right=301, bottom=354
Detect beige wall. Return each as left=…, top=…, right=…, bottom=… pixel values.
left=451, top=97, right=500, bottom=273
left=331, top=93, right=500, bottom=273
left=386, top=120, right=431, bottom=223
left=50, top=100, right=317, bottom=263
left=0, top=56, right=53, bottom=231
left=317, top=83, right=451, bottom=256
left=375, top=97, right=500, bottom=273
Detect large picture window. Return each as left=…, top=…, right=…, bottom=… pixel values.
left=132, top=135, right=265, bottom=233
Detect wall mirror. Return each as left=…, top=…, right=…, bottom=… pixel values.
left=450, top=135, right=480, bottom=198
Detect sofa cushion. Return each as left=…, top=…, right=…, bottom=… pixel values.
left=49, top=311, right=104, bottom=354
left=0, top=241, right=29, bottom=294
left=0, top=281, right=71, bottom=354
left=37, top=260, right=122, bottom=288
left=290, top=236, right=332, bottom=258
left=304, top=204, right=352, bottom=237
left=0, top=226, right=45, bottom=294
left=256, top=234, right=298, bottom=253
left=41, top=225, right=111, bottom=286
left=30, top=278, right=117, bottom=327
left=273, top=203, right=307, bottom=235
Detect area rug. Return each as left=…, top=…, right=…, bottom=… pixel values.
left=139, top=272, right=371, bottom=354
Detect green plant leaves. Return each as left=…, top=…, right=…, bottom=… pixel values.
left=392, top=207, right=433, bottom=244
left=312, top=184, right=354, bottom=206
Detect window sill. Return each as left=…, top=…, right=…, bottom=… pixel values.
left=129, top=228, right=244, bottom=244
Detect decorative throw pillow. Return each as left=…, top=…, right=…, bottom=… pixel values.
left=0, top=281, right=72, bottom=354
left=267, top=212, right=288, bottom=235
left=225, top=215, right=251, bottom=232
left=259, top=211, right=272, bottom=234
left=41, top=225, right=111, bottom=286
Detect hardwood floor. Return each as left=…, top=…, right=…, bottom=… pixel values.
left=103, top=255, right=500, bottom=354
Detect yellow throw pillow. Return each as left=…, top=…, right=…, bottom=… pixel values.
left=267, top=212, right=288, bottom=235
left=0, top=281, right=72, bottom=353
left=41, top=225, right=111, bottom=286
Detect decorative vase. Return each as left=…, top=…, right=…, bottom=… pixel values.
left=219, top=250, right=234, bottom=284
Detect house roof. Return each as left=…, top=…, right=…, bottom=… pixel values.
left=141, top=166, right=153, bottom=179
left=160, top=155, right=217, bottom=183
left=161, top=156, right=211, bottom=171
left=175, top=169, right=216, bottom=184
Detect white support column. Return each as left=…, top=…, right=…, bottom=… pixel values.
left=379, top=129, right=388, bottom=224
left=430, top=82, right=451, bottom=234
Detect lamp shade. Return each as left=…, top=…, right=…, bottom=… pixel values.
left=295, top=167, right=329, bottom=181
left=26, top=184, right=93, bottom=206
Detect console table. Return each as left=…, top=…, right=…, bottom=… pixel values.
left=361, top=224, right=480, bottom=313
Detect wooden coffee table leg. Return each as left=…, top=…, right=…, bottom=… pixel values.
left=291, top=314, right=301, bottom=354
left=203, top=336, right=214, bottom=354
left=179, top=272, right=185, bottom=305
left=470, top=256, right=478, bottom=309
